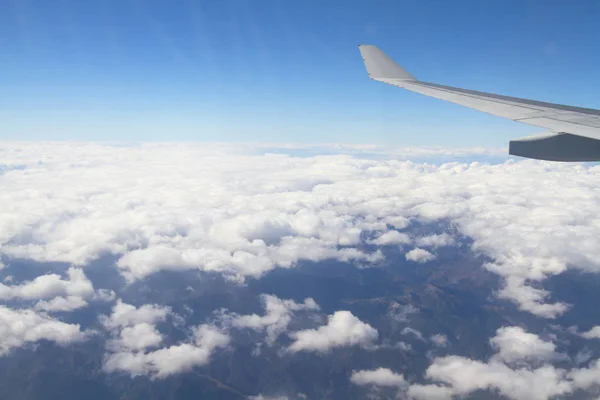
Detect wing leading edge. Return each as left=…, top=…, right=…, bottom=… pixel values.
left=358, top=44, right=600, bottom=161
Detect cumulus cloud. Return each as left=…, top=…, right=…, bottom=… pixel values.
left=101, top=300, right=229, bottom=378
left=103, top=324, right=230, bottom=378
left=1, top=143, right=600, bottom=317
left=220, top=294, right=319, bottom=345
left=100, top=300, right=170, bottom=331
left=350, top=367, right=406, bottom=387
left=107, top=322, right=164, bottom=352
left=490, top=326, right=557, bottom=364
left=0, top=267, right=112, bottom=312
left=405, top=248, right=436, bottom=263
left=0, top=267, right=93, bottom=301
left=34, top=295, right=89, bottom=312
left=370, top=230, right=411, bottom=246
left=0, top=306, right=87, bottom=355
left=407, top=384, right=453, bottom=400
left=424, top=356, right=571, bottom=400
left=580, top=326, right=600, bottom=339
left=415, top=233, right=455, bottom=248
left=287, top=311, right=378, bottom=353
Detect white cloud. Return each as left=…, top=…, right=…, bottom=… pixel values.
left=430, top=334, right=448, bottom=347
left=107, top=322, right=163, bottom=352
left=569, top=359, right=600, bottom=390
left=287, top=311, right=378, bottom=353
left=424, top=356, right=572, bottom=400
left=34, top=295, right=88, bottom=312
left=497, top=277, right=568, bottom=319
left=415, top=233, right=455, bottom=248
left=407, top=384, right=453, bottom=400
left=0, top=267, right=94, bottom=301
left=490, top=326, right=557, bottom=364
left=370, top=230, right=411, bottom=246
left=2, top=143, right=600, bottom=316
left=401, top=327, right=425, bottom=342
left=101, top=299, right=229, bottom=378
left=104, top=324, right=229, bottom=378
left=405, top=248, right=436, bottom=263
left=580, top=326, right=600, bottom=339
left=0, top=267, right=112, bottom=312
left=221, top=294, right=319, bottom=345
left=0, top=306, right=86, bottom=355
left=100, top=300, right=170, bottom=331
left=350, top=367, right=406, bottom=387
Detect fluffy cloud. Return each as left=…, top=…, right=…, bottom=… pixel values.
left=405, top=248, right=436, bottom=263
left=415, top=233, right=455, bottom=248
left=2, top=143, right=600, bottom=317
left=100, top=300, right=170, bottom=331
left=101, top=300, right=229, bottom=378
left=107, top=322, right=163, bottom=352
left=0, top=267, right=93, bottom=301
left=580, top=326, right=600, bottom=339
left=0, top=306, right=86, bottom=355
left=103, top=324, right=230, bottom=378
left=490, top=326, right=557, bottom=364
left=424, top=356, right=572, bottom=400
left=34, top=295, right=89, bottom=312
left=220, top=294, right=319, bottom=345
left=287, top=311, right=378, bottom=353
left=403, top=326, right=600, bottom=399
left=350, top=367, right=406, bottom=387
left=370, top=230, right=411, bottom=246
left=0, top=267, right=112, bottom=312
left=407, top=384, right=453, bottom=400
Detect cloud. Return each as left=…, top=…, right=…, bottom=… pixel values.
left=580, top=326, right=600, bottom=339
left=496, top=277, right=568, bottom=319
left=103, top=324, right=230, bottom=378
left=424, top=356, right=571, bottom=400
left=350, top=367, right=406, bottom=387
left=100, top=300, right=170, bottom=331
left=407, top=384, right=453, bottom=400
left=2, top=143, right=600, bottom=317
left=401, top=327, right=425, bottom=342
left=415, top=233, right=455, bottom=248
left=430, top=334, right=448, bottom=348
left=287, top=311, right=378, bottom=353
left=34, top=295, right=89, bottom=312
left=370, top=230, right=411, bottom=246
left=107, top=322, right=163, bottom=352
left=490, top=326, right=557, bottom=364
left=0, top=306, right=87, bottom=355
left=0, top=267, right=112, bottom=312
left=569, top=359, right=600, bottom=390
left=220, top=294, right=319, bottom=345
left=405, top=248, right=436, bottom=263
left=0, top=267, right=94, bottom=301
left=100, top=299, right=230, bottom=378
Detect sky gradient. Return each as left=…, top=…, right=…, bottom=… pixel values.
left=1, top=0, right=599, bottom=146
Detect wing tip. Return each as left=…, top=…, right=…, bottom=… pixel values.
left=358, top=45, right=416, bottom=81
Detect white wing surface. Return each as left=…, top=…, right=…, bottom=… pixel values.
left=359, top=45, right=600, bottom=161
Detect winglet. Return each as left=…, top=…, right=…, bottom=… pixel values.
left=358, top=45, right=416, bottom=81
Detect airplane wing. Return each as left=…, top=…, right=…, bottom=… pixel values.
left=358, top=44, right=600, bottom=161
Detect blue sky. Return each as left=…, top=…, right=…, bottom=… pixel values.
left=1, top=0, right=599, bottom=146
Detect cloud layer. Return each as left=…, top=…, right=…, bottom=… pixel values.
left=1, top=143, right=600, bottom=318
